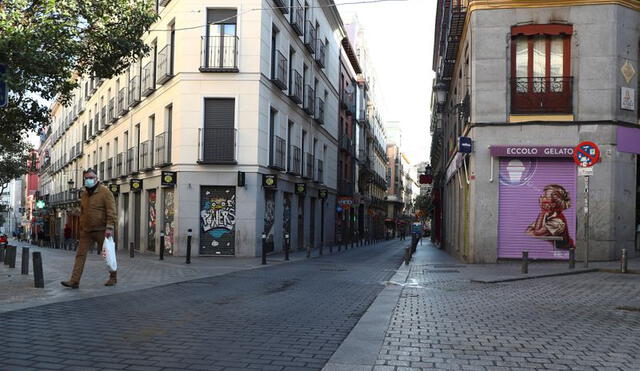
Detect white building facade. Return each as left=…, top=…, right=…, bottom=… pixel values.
left=40, top=0, right=346, bottom=257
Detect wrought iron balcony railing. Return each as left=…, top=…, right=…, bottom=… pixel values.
left=157, top=44, right=173, bottom=84
left=200, top=36, right=239, bottom=72
left=140, top=140, right=154, bottom=170
left=154, top=132, right=170, bottom=167
left=272, top=50, right=288, bottom=90
left=290, top=1, right=303, bottom=36
left=289, top=70, right=303, bottom=104
left=288, top=145, right=302, bottom=175
left=271, top=136, right=286, bottom=170
left=117, top=87, right=128, bottom=116
left=304, top=85, right=315, bottom=115
left=510, top=76, right=573, bottom=114
left=128, top=76, right=141, bottom=107
left=141, top=62, right=155, bottom=97
left=315, top=39, right=325, bottom=68
left=315, top=97, right=325, bottom=124
left=303, top=153, right=314, bottom=179
left=198, top=127, right=237, bottom=164
left=304, top=21, right=316, bottom=53
left=108, top=98, right=116, bottom=123
left=315, top=159, right=323, bottom=183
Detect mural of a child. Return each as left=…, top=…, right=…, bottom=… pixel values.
left=525, top=184, right=575, bottom=250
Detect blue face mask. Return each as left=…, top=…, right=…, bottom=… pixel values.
left=84, top=178, right=96, bottom=188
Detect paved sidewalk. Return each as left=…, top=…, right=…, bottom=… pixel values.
left=324, top=241, right=640, bottom=371
left=0, top=238, right=372, bottom=314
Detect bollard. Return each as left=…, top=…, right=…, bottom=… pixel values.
left=21, top=247, right=30, bottom=275
left=404, top=247, right=411, bottom=265
left=306, top=245, right=311, bottom=258
left=186, top=229, right=192, bottom=264
left=33, top=252, right=44, bottom=288
left=129, top=242, right=135, bottom=258
left=8, top=246, right=17, bottom=268
left=261, top=232, right=267, bottom=265
left=521, top=251, right=529, bottom=274
left=0, top=246, right=5, bottom=262
left=159, top=231, right=165, bottom=261
left=319, top=241, right=323, bottom=256
left=284, top=234, right=290, bottom=261
left=569, top=248, right=575, bottom=269
left=621, top=249, right=628, bottom=273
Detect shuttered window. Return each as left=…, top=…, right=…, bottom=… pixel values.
left=202, top=98, right=235, bottom=163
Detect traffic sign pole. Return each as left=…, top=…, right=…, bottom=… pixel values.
left=584, top=175, right=589, bottom=268
left=574, top=141, right=599, bottom=268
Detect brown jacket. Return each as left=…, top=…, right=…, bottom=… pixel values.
left=80, top=184, right=116, bottom=233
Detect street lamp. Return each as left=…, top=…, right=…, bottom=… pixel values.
left=433, top=81, right=447, bottom=106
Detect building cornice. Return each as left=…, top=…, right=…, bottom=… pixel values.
left=468, top=0, right=640, bottom=12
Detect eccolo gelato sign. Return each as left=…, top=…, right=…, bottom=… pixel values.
left=490, top=146, right=574, bottom=158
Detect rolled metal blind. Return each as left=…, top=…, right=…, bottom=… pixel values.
left=207, top=9, right=237, bottom=24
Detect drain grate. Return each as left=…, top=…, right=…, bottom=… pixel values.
left=423, top=269, right=460, bottom=273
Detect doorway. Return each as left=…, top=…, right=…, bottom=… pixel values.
left=122, top=193, right=129, bottom=250
left=134, top=191, right=141, bottom=251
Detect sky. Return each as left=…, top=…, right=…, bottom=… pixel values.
left=337, top=0, right=436, bottom=168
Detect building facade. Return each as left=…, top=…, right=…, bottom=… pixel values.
left=39, top=0, right=359, bottom=257
left=430, top=0, right=640, bottom=262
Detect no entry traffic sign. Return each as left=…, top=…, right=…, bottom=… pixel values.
left=573, top=141, right=600, bottom=168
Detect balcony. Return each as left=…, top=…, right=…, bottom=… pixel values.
left=116, top=153, right=124, bottom=177
left=304, top=21, right=316, bottom=54
left=108, top=98, right=116, bottom=123
left=127, top=147, right=139, bottom=174
left=289, top=71, right=303, bottom=104
left=128, top=76, right=141, bottom=107
left=107, top=158, right=114, bottom=180
left=510, top=77, right=573, bottom=114
left=273, top=0, right=288, bottom=13
left=315, top=97, right=325, bottom=124
left=303, top=153, right=314, bottom=179
left=76, top=142, right=82, bottom=157
left=290, top=1, right=303, bottom=35
left=92, top=114, right=98, bottom=135
left=340, top=136, right=353, bottom=154
left=315, top=159, right=323, bottom=183
left=200, top=36, right=239, bottom=72
left=141, top=62, right=155, bottom=97
left=139, top=140, right=154, bottom=171
left=154, top=132, right=170, bottom=167
left=315, top=39, right=325, bottom=68
left=99, top=161, right=105, bottom=179
left=304, top=85, right=315, bottom=115
left=78, top=98, right=85, bottom=114
left=272, top=50, right=288, bottom=90
left=117, top=88, right=128, bottom=116
left=198, top=127, right=237, bottom=164
left=270, top=136, right=286, bottom=170
left=157, top=44, right=173, bottom=84
left=288, top=145, right=302, bottom=175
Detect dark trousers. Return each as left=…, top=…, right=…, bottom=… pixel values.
left=70, top=230, right=113, bottom=283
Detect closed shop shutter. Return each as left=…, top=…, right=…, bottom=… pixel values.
left=498, top=158, right=576, bottom=259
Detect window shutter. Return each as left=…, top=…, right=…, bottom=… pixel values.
left=203, top=98, right=235, bottom=162
left=207, top=9, right=237, bottom=24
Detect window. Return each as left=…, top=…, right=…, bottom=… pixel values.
left=269, top=108, right=277, bottom=166
left=202, top=9, right=238, bottom=70
left=201, top=98, right=236, bottom=163
left=271, top=26, right=279, bottom=79
left=288, top=47, right=295, bottom=96
left=170, top=23, right=176, bottom=75
left=510, top=24, right=572, bottom=114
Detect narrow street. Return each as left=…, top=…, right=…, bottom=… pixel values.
left=0, top=241, right=406, bottom=371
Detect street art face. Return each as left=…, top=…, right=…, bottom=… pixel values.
left=200, top=187, right=236, bottom=255
left=263, top=190, right=275, bottom=253
left=525, top=184, right=575, bottom=250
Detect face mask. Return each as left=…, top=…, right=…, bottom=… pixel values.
left=84, top=178, right=96, bottom=188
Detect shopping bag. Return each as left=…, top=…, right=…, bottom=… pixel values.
left=102, top=237, right=118, bottom=272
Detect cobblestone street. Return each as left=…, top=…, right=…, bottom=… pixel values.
left=0, top=240, right=405, bottom=371
left=373, top=245, right=640, bottom=371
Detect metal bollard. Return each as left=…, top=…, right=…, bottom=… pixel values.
left=8, top=246, right=17, bottom=268
left=621, top=249, right=628, bottom=273
left=186, top=229, right=192, bottom=264
left=159, top=231, right=165, bottom=261
left=306, top=245, right=311, bottom=258
left=261, top=232, right=267, bottom=265
left=284, top=234, right=290, bottom=261
left=521, top=251, right=529, bottom=274
left=404, top=247, right=411, bottom=265
left=569, top=248, right=575, bottom=269
left=129, top=241, right=135, bottom=258
left=33, top=252, right=44, bottom=288
left=21, top=247, right=30, bottom=275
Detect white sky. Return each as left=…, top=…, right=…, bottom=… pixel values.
left=337, top=0, right=436, bottom=166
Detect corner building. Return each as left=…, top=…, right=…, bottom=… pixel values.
left=43, top=0, right=346, bottom=257
left=430, top=0, right=640, bottom=262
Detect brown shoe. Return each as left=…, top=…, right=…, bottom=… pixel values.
left=61, top=281, right=79, bottom=289
left=104, top=271, right=117, bottom=286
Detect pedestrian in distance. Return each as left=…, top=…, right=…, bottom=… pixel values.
left=61, top=168, right=117, bottom=289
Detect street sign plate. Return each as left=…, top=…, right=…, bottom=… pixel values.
left=573, top=141, right=600, bottom=168
left=578, top=167, right=593, bottom=176
left=0, top=65, right=7, bottom=108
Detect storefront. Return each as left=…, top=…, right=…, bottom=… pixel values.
left=490, top=145, right=576, bottom=260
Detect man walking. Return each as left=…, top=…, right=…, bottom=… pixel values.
left=61, top=169, right=117, bottom=288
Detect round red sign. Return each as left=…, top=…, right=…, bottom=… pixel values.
left=573, top=141, right=600, bottom=168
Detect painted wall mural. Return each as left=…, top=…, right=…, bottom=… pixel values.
left=498, top=158, right=576, bottom=260
left=163, top=188, right=175, bottom=255
left=200, top=186, right=236, bottom=255
left=264, top=190, right=275, bottom=253
left=147, top=189, right=157, bottom=252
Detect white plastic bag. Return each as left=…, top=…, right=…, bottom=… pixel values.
left=102, top=237, right=118, bottom=272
